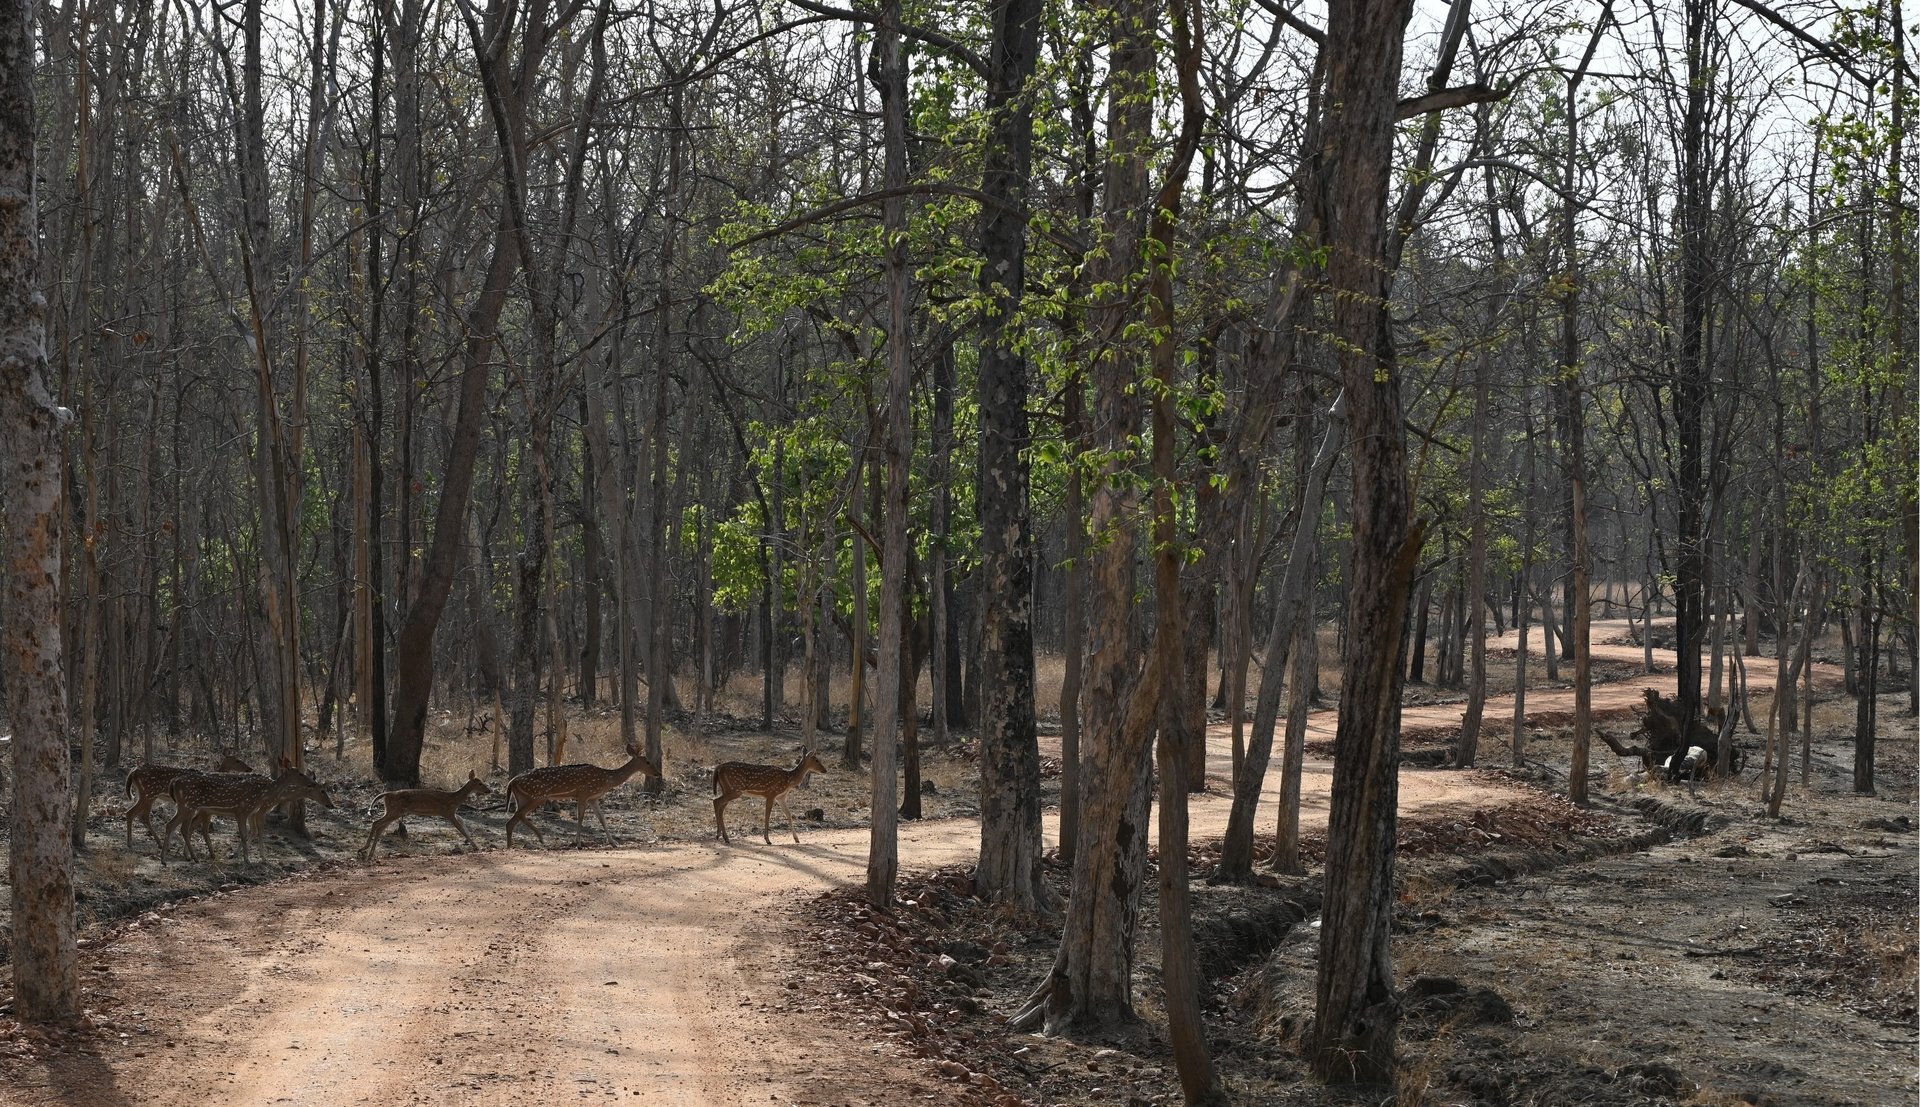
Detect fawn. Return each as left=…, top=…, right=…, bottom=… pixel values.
left=161, top=762, right=335, bottom=864
left=124, top=754, right=255, bottom=847
left=713, top=751, right=827, bottom=845
left=503, top=750, right=661, bottom=848
left=361, top=770, right=492, bottom=860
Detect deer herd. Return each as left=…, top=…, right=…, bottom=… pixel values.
left=118, top=746, right=828, bottom=865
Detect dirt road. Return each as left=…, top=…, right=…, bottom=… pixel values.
left=18, top=770, right=1516, bottom=1107
left=7, top=622, right=1839, bottom=1106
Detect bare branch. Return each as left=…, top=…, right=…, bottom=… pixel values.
left=1394, top=83, right=1507, bottom=120
left=782, top=0, right=988, bottom=77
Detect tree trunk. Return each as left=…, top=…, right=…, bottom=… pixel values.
left=1059, top=378, right=1086, bottom=862
left=1407, top=574, right=1431, bottom=683
left=644, top=81, right=684, bottom=792
left=1798, top=575, right=1824, bottom=781
left=1224, top=493, right=1256, bottom=783
left=1671, top=0, right=1715, bottom=738
left=508, top=434, right=546, bottom=776
left=1143, top=6, right=1217, bottom=1090
left=1273, top=592, right=1318, bottom=874
left=1217, top=395, right=1343, bottom=883
left=1310, top=0, right=1421, bottom=1081
left=388, top=0, right=559, bottom=786
left=930, top=341, right=955, bottom=750
left=972, top=0, right=1046, bottom=910
left=1561, top=32, right=1599, bottom=804
left=1457, top=169, right=1500, bottom=767
left=900, top=590, right=923, bottom=820
left=1030, top=0, right=1158, bottom=1033
left=580, top=400, right=603, bottom=707
left=1179, top=576, right=1213, bottom=791
left=1853, top=582, right=1879, bottom=793
left=1, top=0, right=79, bottom=1006
left=73, top=376, right=102, bottom=850
left=866, top=0, right=912, bottom=907
left=846, top=434, right=868, bottom=770
left=464, top=511, right=507, bottom=771
left=766, top=428, right=785, bottom=730
left=1055, top=36, right=1097, bottom=864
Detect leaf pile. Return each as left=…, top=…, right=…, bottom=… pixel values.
left=1747, top=895, right=1918, bottom=1024
left=789, top=868, right=1047, bottom=1107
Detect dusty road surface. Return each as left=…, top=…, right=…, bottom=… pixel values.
left=7, top=622, right=1840, bottom=1106
left=14, top=768, right=1523, bottom=1107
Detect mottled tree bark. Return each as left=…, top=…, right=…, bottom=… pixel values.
left=1022, top=0, right=1159, bottom=1034
left=973, top=0, right=1047, bottom=911
left=1, top=0, right=79, bottom=1011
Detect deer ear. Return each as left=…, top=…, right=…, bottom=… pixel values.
left=469, top=770, right=478, bottom=781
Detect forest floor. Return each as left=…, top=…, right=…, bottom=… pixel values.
left=0, top=620, right=1912, bottom=1106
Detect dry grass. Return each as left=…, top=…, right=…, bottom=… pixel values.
left=1398, top=871, right=1457, bottom=915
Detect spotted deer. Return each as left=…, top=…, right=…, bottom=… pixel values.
left=362, top=770, right=492, bottom=860
left=713, top=751, right=827, bottom=845
left=161, top=762, right=335, bottom=864
left=124, top=755, right=255, bottom=847
left=503, top=751, right=661, bottom=848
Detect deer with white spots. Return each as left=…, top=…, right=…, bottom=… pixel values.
left=161, top=762, right=335, bottom=864
left=712, top=751, right=827, bottom=845
left=503, top=751, right=661, bottom=848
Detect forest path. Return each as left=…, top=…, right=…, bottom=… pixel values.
left=20, top=774, right=1516, bottom=1107
left=12, top=619, right=1847, bottom=1106
left=1049, top=617, right=1848, bottom=809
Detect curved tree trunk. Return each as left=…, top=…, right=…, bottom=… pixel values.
left=388, top=0, right=558, bottom=786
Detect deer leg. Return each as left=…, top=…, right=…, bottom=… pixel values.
left=192, top=813, right=213, bottom=862
left=594, top=800, right=613, bottom=843
left=505, top=804, right=544, bottom=849
left=445, top=813, right=476, bottom=851
left=762, top=795, right=775, bottom=846
left=714, top=795, right=732, bottom=845
left=783, top=797, right=801, bottom=844
left=364, top=813, right=397, bottom=860
left=574, top=799, right=590, bottom=843
left=159, top=808, right=184, bottom=864
left=126, top=791, right=150, bottom=848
